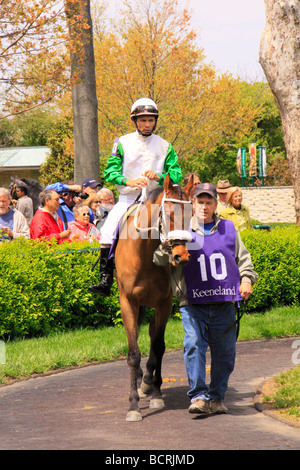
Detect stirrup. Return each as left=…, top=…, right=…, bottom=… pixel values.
left=88, top=273, right=112, bottom=296
left=88, top=282, right=111, bottom=296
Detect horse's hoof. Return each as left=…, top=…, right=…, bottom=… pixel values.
left=149, top=398, right=165, bottom=409
left=126, top=410, right=143, bottom=422
left=138, top=388, right=147, bottom=398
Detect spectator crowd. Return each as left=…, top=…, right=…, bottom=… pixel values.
left=0, top=178, right=115, bottom=244
left=0, top=174, right=253, bottom=246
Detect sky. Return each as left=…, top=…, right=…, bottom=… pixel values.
left=105, top=0, right=267, bottom=82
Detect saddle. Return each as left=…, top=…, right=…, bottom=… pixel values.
left=109, top=203, right=140, bottom=259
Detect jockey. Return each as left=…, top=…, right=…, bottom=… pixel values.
left=88, top=97, right=183, bottom=296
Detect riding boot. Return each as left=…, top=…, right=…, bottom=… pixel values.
left=88, top=247, right=114, bottom=296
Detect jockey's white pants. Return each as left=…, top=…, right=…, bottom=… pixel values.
left=100, top=193, right=140, bottom=246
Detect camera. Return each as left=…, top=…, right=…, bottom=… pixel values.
left=73, top=191, right=89, bottom=200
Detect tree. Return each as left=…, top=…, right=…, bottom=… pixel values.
left=0, top=108, right=57, bottom=147
left=0, top=0, right=100, bottom=184
left=39, top=112, right=74, bottom=186
left=66, top=0, right=100, bottom=184
left=259, top=0, right=300, bottom=224
left=93, top=0, right=258, bottom=165
left=0, top=0, right=69, bottom=117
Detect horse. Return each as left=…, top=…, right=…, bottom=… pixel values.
left=114, top=174, right=193, bottom=422
left=9, top=176, right=44, bottom=213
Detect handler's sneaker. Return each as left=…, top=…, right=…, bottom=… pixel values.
left=188, top=399, right=211, bottom=414
left=209, top=399, right=229, bottom=414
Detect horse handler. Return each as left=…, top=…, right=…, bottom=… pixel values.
left=88, top=98, right=182, bottom=296
left=153, top=183, right=258, bottom=415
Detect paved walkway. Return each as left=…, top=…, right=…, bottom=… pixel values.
left=0, top=337, right=299, bottom=450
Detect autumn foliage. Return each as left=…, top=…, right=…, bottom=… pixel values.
left=0, top=0, right=289, bottom=189
left=0, top=0, right=91, bottom=118
left=93, top=0, right=259, bottom=162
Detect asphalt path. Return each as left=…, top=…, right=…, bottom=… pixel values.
left=0, top=337, right=299, bottom=451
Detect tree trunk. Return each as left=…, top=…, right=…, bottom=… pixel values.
left=259, top=0, right=300, bottom=224
left=67, top=0, right=100, bottom=185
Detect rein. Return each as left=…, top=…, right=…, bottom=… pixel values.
left=133, top=188, right=192, bottom=246
left=170, top=269, right=248, bottom=343
left=196, top=300, right=248, bottom=343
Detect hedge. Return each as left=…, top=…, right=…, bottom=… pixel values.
left=0, top=226, right=299, bottom=339
left=0, top=239, right=121, bottom=339
left=241, top=226, right=300, bottom=312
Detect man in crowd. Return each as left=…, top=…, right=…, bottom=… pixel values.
left=30, top=189, right=71, bottom=243
left=216, top=179, right=231, bottom=215
left=46, top=180, right=94, bottom=227
left=14, top=185, right=34, bottom=227
left=82, top=178, right=101, bottom=195
left=95, top=187, right=115, bottom=229
left=0, top=187, right=30, bottom=240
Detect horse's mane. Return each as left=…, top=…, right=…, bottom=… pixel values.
left=17, top=177, right=44, bottom=190
left=147, top=186, right=164, bottom=203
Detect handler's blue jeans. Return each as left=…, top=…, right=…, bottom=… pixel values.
left=180, top=303, right=236, bottom=403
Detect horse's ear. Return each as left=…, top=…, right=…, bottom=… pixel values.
left=163, top=173, right=173, bottom=193
left=184, top=174, right=195, bottom=199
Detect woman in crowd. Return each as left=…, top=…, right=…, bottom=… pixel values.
left=219, top=186, right=251, bottom=232
left=85, top=192, right=102, bottom=225
left=68, top=203, right=100, bottom=242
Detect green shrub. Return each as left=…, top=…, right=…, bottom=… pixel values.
left=241, top=226, right=300, bottom=312
left=0, top=239, right=120, bottom=339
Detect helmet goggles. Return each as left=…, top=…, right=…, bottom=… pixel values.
left=131, top=105, right=158, bottom=118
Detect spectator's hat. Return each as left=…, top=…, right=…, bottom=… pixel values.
left=82, top=178, right=101, bottom=188
left=217, top=179, right=231, bottom=193
left=194, top=183, right=217, bottom=200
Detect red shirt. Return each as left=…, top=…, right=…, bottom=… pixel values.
left=30, top=209, right=64, bottom=243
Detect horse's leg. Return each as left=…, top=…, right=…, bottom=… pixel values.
left=142, top=300, right=172, bottom=409
left=120, top=296, right=143, bottom=422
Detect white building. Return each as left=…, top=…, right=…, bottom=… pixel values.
left=0, top=146, right=49, bottom=187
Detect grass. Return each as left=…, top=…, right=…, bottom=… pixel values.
left=0, top=305, right=299, bottom=382
left=0, top=305, right=299, bottom=421
left=273, top=367, right=300, bottom=418
left=262, top=366, right=300, bottom=423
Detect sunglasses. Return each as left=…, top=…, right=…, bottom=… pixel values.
left=131, top=105, right=158, bottom=116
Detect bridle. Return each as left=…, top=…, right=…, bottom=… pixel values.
left=9, top=181, right=18, bottom=199
left=133, top=186, right=192, bottom=248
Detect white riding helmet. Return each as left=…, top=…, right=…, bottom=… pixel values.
left=130, top=98, right=159, bottom=119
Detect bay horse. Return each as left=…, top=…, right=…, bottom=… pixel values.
left=114, top=174, right=193, bottom=422
left=9, top=176, right=44, bottom=213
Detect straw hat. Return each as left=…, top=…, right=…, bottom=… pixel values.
left=217, top=179, right=231, bottom=193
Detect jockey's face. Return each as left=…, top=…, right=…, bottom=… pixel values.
left=136, top=116, right=156, bottom=136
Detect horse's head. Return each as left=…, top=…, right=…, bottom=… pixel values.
left=9, top=176, right=21, bottom=200
left=161, top=174, right=193, bottom=267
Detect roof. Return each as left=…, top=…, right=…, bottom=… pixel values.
left=0, top=146, right=50, bottom=170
